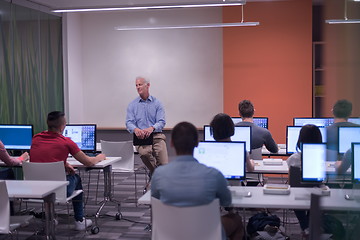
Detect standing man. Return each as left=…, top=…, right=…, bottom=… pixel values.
left=151, top=122, right=244, bottom=240
left=126, top=77, right=168, bottom=175
left=236, top=100, right=278, bottom=156
left=30, top=111, right=106, bottom=230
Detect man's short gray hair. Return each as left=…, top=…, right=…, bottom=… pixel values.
left=136, top=76, right=150, bottom=84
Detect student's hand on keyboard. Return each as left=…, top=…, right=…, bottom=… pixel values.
left=97, top=153, right=106, bottom=161
left=18, top=152, right=29, bottom=162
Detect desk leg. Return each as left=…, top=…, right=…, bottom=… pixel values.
left=95, top=165, right=122, bottom=226
left=43, top=192, right=56, bottom=240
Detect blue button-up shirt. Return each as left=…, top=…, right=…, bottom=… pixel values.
left=126, top=96, right=166, bottom=133
left=151, top=155, right=232, bottom=207
left=151, top=155, right=231, bottom=240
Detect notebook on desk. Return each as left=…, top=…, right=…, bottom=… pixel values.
left=133, top=133, right=153, bottom=146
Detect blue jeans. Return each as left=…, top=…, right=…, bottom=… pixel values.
left=66, top=174, right=84, bottom=221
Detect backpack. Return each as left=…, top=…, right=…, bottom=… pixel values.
left=247, top=212, right=281, bottom=235
left=247, top=212, right=289, bottom=240
left=322, top=214, right=345, bottom=240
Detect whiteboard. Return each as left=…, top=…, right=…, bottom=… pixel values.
left=65, top=8, right=223, bottom=128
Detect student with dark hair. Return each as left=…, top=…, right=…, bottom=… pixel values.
left=286, top=124, right=323, bottom=235
left=287, top=124, right=322, bottom=168
left=151, top=121, right=244, bottom=240
left=236, top=100, right=278, bottom=156
left=30, top=111, right=106, bottom=230
left=210, top=113, right=254, bottom=172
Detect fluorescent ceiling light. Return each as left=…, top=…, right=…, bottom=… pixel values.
left=52, top=1, right=246, bottom=13
left=115, top=22, right=259, bottom=31
left=326, top=0, right=360, bottom=24
left=326, top=19, right=360, bottom=24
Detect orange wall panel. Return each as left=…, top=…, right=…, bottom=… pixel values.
left=223, top=0, right=313, bottom=143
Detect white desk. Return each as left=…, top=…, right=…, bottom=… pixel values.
left=251, top=160, right=350, bottom=176
left=96, top=143, right=138, bottom=153
left=66, top=156, right=122, bottom=169
left=253, top=160, right=288, bottom=174
left=138, top=187, right=360, bottom=211
left=262, top=147, right=288, bottom=156
left=6, top=180, right=68, bottom=240
left=66, top=157, right=122, bottom=224
left=230, top=186, right=360, bottom=211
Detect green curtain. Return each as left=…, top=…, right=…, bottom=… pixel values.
left=0, top=1, right=63, bottom=134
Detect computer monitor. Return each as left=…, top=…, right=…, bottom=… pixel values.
left=293, top=117, right=334, bottom=127
left=63, top=124, right=97, bottom=152
left=351, top=143, right=360, bottom=183
left=203, top=125, right=252, bottom=153
left=231, top=117, right=268, bottom=129
left=348, top=118, right=360, bottom=125
left=193, top=141, right=246, bottom=180
left=338, top=126, right=360, bottom=154
left=0, top=124, right=33, bottom=150
left=301, top=143, right=326, bottom=182
left=286, top=126, right=327, bottom=154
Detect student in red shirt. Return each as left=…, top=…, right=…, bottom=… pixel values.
left=30, top=111, right=106, bottom=231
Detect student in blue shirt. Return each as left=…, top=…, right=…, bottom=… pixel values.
left=126, top=76, right=168, bottom=175
left=151, top=121, right=243, bottom=240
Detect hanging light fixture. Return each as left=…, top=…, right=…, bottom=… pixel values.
left=114, top=4, right=259, bottom=31
left=52, top=1, right=246, bottom=13
left=326, top=0, right=360, bottom=24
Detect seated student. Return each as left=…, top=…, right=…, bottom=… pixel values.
left=326, top=99, right=359, bottom=161
left=0, top=141, right=29, bottom=215
left=30, top=111, right=106, bottom=231
left=151, top=122, right=244, bottom=240
left=286, top=124, right=322, bottom=236
left=210, top=113, right=254, bottom=172
left=236, top=100, right=278, bottom=158
left=335, top=148, right=352, bottom=175
left=0, top=140, right=29, bottom=178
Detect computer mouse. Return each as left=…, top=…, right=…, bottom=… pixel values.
left=344, top=194, right=354, bottom=200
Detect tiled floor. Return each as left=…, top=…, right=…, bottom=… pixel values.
left=3, top=156, right=358, bottom=239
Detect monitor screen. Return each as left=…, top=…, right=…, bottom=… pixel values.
left=348, top=118, right=360, bottom=125
left=0, top=124, right=33, bottom=150
left=293, top=117, right=334, bottom=127
left=194, top=141, right=246, bottom=180
left=63, top=124, right=96, bottom=152
left=231, top=117, right=268, bottom=129
left=352, top=143, right=360, bottom=183
left=301, top=143, right=326, bottom=182
left=204, top=125, right=251, bottom=152
left=286, top=126, right=327, bottom=154
left=338, top=126, right=360, bottom=154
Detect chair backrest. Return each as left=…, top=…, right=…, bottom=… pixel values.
left=151, top=197, right=222, bottom=240
left=249, top=147, right=262, bottom=160
left=0, top=180, right=10, bottom=234
left=101, top=140, right=134, bottom=171
left=22, top=161, right=67, bottom=202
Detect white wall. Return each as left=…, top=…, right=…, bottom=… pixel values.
left=64, top=8, right=223, bottom=128
left=63, top=13, right=85, bottom=123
